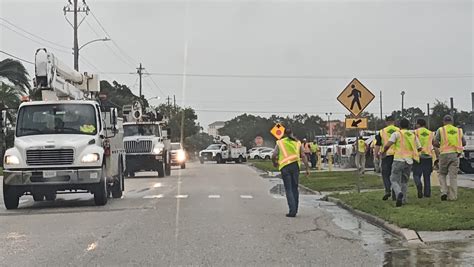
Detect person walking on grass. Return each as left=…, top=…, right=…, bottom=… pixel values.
left=381, top=118, right=421, bottom=207
left=433, top=115, right=466, bottom=201
left=355, top=135, right=367, bottom=175
left=272, top=128, right=310, bottom=217
left=413, top=118, right=434, bottom=198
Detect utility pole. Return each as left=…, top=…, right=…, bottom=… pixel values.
left=401, top=91, right=406, bottom=118
left=173, top=95, right=176, bottom=109
left=450, top=97, right=455, bottom=118
left=379, top=91, right=383, bottom=128
left=427, top=103, right=431, bottom=130
left=136, top=63, right=144, bottom=98
left=64, top=0, right=90, bottom=71
left=166, top=96, right=171, bottom=106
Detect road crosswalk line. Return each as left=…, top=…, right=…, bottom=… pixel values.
left=240, top=195, right=253, bottom=199
left=208, top=195, right=221, bottom=198
left=143, top=194, right=164, bottom=199
left=175, top=195, right=188, bottom=199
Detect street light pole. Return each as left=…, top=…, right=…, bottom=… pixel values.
left=78, top=37, right=110, bottom=51
left=325, top=112, right=332, bottom=136
left=401, top=91, right=406, bottom=117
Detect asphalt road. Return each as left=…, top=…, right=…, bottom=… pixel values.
left=1, top=162, right=396, bottom=266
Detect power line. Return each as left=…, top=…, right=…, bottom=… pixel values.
left=0, top=17, right=71, bottom=50
left=0, top=50, right=34, bottom=64
left=95, top=71, right=474, bottom=80
left=145, top=71, right=166, bottom=97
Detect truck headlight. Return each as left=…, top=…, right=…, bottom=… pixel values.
left=153, top=147, right=163, bottom=155
left=81, top=153, right=100, bottom=163
left=4, top=155, right=20, bottom=165
left=177, top=150, right=186, bottom=162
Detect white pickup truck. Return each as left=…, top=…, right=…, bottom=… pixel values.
left=199, top=136, right=247, bottom=164
left=460, top=124, right=474, bottom=174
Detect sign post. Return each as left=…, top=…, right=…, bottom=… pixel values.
left=338, top=78, right=375, bottom=193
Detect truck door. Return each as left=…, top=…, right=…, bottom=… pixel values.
left=221, top=145, right=229, bottom=159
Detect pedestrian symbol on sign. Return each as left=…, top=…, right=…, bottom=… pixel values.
left=348, top=84, right=362, bottom=111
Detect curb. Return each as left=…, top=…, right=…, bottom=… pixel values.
left=298, top=184, right=322, bottom=195
left=324, top=196, right=424, bottom=245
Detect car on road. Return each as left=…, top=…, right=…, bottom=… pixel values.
left=170, top=142, right=186, bottom=169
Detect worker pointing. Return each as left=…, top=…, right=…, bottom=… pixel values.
left=433, top=115, right=466, bottom=201
left=272, top=128, right=310, bottom=218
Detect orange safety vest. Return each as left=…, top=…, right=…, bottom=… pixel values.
left=380, top=125, right=400, bottom=156
left=394, top=130, right=420, bottom=163
left=414, top=127, right=433, bottom=156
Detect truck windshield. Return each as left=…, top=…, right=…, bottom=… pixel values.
left=16, top=104, right=97, bottom=137
left=206, top=144, right=221, bottom=150
left=124, top=124, right=160, bottom=137
left=171, top=143, right=182, bottom=150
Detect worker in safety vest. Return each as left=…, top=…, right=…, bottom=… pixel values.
left=355, top=135, right=367, bottom=175
left=272, top=128, right=310, bottom=217
left=433, top=115, right=466, bottom=201
left=309, top=140, right=319, bottom=169
left=382, top=118, right=421, bottom=207
left=302, top=138, right=311, bottom=162
left=413, top=118, right=434, bottom=198
left=374, top=116, right=400, bottom=201
left=371, top=138, right=381, bottom=173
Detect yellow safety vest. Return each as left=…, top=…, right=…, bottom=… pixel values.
left=381, top=125, right=400, bottom=156
left=439, top=124, right=464, bottom=154
left=357, top=139, right=366, bottom=153
left=310, top=143, right=319, bottom=153
left=394, top=130, right=420, bottom=163
left=277, top=137, right=301, bottom=170
left=415, top=127, right=433, bottom=157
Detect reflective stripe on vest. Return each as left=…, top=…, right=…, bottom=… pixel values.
left=440, top=125, right=464, bottom=154
left=381, top=125, right=400, bottom=156
left=277, top=138, right=301, bottom=170
left=415, top=127, right=433, bottom=156
left=394, top=130, right=420, bottom=162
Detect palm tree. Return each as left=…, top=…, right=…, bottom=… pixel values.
left=0, top=83, right=21, bottom=109
left=0, top=58, right=31, bottom=94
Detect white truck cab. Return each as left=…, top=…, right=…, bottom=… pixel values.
left=2, top=48, right=125, bottom=209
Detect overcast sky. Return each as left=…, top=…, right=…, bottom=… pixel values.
left=1, top=0, right=473, bottom=130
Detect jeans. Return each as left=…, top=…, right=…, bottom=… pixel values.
left=412, top=158, right=433, bottom=197
left=381, top=156, right=394, bottom=194
left=310, top=153, right=316, bottom=168
left=281, top=162, right=300, bottom=215
left=390, top=160, right=412, bottom=203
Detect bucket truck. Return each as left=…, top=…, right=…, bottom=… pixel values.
left=2, top=48, right=125, bottom=209
left=199, top=136, right=247, bottom=164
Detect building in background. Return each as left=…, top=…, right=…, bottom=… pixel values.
left=208, top=121, right=225, bottom=137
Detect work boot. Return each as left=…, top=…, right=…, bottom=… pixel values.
left=441, top=194, right=448, bottom=201
left=382, top=192, right=391, bottom=201
left=396, top=193, right=403, bottom=207
left=286, top=213, right=296, bottom=218
left=417, top=187, right=423, bottom=199
left=392, top=190, right=396, bottom=201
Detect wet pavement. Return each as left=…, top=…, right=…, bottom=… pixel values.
left=267, top=173, right=474, bottom=266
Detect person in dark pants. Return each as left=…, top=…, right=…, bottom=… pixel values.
left=272, top=128, right=310, bottom=217
left=374, top=116, right=400, bottom=200
left=413, top=118, right=434, bottom=198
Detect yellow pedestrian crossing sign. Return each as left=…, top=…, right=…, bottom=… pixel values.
left=270, top=123, right=285, bottom=140
left=337, top=78, right=375, bottom=117
left=345, top=118, right=368, bottom=129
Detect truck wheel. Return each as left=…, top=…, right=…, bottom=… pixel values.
left=216, top=154, right=223, bottom=164
left=32, top=193, right=44, bottom=201
left=265, top=155, right=270, bottom=160
left=181, top=163, right=186, bottom=169
left=157, top=162, right=165, bottom=178
left=460, top=158, right=474, bottom=174
left=94, top=167, right=108, bottom=206
left=45, top=192, right=57, bottom=201
left=165, top=153, right=171, bottom=176
left=112, top=160, right=124, bottom=198
left=3, top=183, right=19, bottom=210
left=199, top=158, right=204, bottom=164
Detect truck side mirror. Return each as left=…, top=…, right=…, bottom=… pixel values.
left=110, top=108, right=118, bottom=134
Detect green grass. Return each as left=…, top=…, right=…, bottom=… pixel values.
left=0, top=167, right=2, bottom=176
left=300, top=171, right=383, bottom=192
left=335, top=187, right=474, bottom=231
left=249, top=159, right=278, bottom=172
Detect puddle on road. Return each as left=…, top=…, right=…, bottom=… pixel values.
left=269, top=184, right=474, bottom=266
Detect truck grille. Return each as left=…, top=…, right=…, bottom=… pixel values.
left=124, top=140, right=153, bottom=153
left=26, top=149, right=74, bottom=166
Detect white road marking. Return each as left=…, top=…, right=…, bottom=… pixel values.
left=175, top=195, right=188, bottom=199
left=208, top=195, right=221, bottom=199
left=240, top=195, right=253, bottom=199
left=86, top=242, right=97, bottom=251
left=143, top=194, right=164, bottom=199
left=272, top=195, right=286, bottom=199
left=153, top=182, right=163, bottom=188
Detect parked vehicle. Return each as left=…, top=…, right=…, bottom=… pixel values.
left=2, top=49, right=124, bottom=209
left=248, top=147, right=273, bottom=159
left=460, top=123, right=474, bottom=174
left=199, top=136, right=247, bottom=164
left=170, top=142, right=186, bottom=169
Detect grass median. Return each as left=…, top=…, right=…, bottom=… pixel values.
left=249, top=159, right=383, bottom=192
left=334, top=187, right=474, bottom=231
